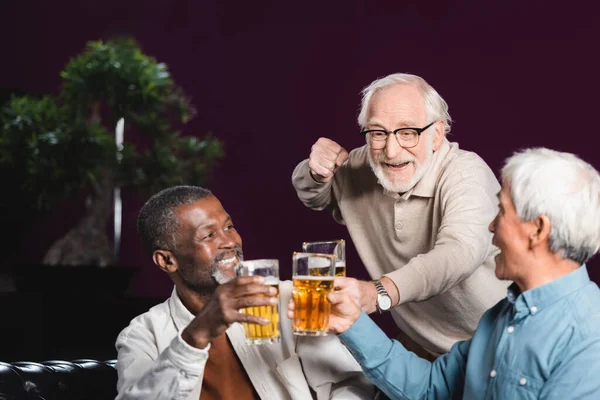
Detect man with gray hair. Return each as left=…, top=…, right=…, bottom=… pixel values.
left=292, top=73, right=510, bottom=358
left=321, top=148, right=600, bottom=399
left=115, top=185, right=373, bottom=399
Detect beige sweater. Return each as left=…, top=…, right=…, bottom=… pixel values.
left=292, top=139, right=510, bottom=355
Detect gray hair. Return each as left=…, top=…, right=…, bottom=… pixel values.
left=357, top=73, right=452, bottom=134
left=137, top=185, right=213, bottom=255
left=502, top=148, right=600, bottom=264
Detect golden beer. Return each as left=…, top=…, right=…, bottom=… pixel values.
left=240, top=281, right=280, bottom=344
left=335, top=261, right=346, bottom=277
left=292, top=276, right=334, bottom=336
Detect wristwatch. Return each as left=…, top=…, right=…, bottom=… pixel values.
left=372, top=279, right=392, bottom=313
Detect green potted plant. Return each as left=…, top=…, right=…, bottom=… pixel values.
left=0, top=37, right=223, bottom=273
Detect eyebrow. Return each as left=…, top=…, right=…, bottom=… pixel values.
left=365, top=119, right=420, bottom=129
left=194, top=214, right=227, bottom=233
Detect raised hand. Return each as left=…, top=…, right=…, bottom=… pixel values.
left=182, top=276, right=277, bottom=349
left=307, top=138, right=349, bottom=183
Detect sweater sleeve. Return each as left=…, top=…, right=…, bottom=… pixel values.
left=291, top=158, right=336, bottom=211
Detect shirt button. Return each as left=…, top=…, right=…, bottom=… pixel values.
left=395, top=222, right=404, bottom=230
left=507, top=326, right=515, bottom=334
left=395, top=202, right=401, bottom=208
left=519, top=378, right=527, bottom=386
left=490, top=370, right=497, bottom=378
left=530, top=306, right=538, bottom=314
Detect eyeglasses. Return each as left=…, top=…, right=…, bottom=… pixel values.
left=360, top=121, right=436, bottom=150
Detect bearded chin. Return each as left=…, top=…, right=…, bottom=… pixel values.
left=211, top=246, right=244, bottom=284
left=211, top=266, right=233, bottom=284
left=368, top=140, right=434, bottom=193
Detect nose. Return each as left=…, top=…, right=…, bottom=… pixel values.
left=488, top=216, right=497, bottom=233
left=384, top=133, right=405, bottom=160
left=217, top=231, right=236, bottom=249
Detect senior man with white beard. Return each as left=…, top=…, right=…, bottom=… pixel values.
left=291, top=73, right=510, bottom=359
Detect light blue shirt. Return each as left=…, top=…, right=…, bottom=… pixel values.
left=340, top=266, right=600, bottom=399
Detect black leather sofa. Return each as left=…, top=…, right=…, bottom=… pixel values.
left=0, top=359, right=117, bottom=400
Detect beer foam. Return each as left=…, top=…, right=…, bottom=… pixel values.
left=308, top=257, right=333, bottom=268
left=264, top=276, right=280, bottom=285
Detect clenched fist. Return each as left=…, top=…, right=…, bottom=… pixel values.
left=307, top=138, right=349, bottom=183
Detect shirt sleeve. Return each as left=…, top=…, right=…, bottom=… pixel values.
left=115, top=325, right=210, bottom=400
left=339, top=312, right=470, bottom=400
left=385, top=161, right=501, bottom=304
left=295, top=333, right=375, bottom=400
left=539, top=338, right=600, bottom=399
left=291, top=158, right=335, bottom=211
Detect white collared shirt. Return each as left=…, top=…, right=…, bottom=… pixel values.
left=115, top=281, right=374, bottom=400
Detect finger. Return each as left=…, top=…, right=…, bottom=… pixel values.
left=307, top=159, right=334, bottom=179
left=333, top=276, right=355, bottom=290
left=287, top=298, right=296, bottom=311
left=335, top=148, right=349, bottom=167
left=235, top=275, right=266, bottom=286
left=234, top=282, right=278, bottom=297
left=234, top=293, right=278, bottom=309
left=328, top=292, right=361, bottom=318
left=228, top=310, right=271, bottom=325
left=314, top=137, right=344, bottom=154
left=327, top=290, right=346, bottom=305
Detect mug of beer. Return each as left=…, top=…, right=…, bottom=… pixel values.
left=302, top=239, right=346, bottom=277
left=292, top=252, right=336, bottom=336
left=235, top=259, right=280, bottom=345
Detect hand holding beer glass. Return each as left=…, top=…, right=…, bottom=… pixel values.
left=302, top=239, right=346, bottom=277
left=292, top=252, right=336, bottom=336
left=235, top=259, right=280, bottom=345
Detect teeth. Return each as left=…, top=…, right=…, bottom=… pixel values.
left=219, top=257, right=237, bottom=264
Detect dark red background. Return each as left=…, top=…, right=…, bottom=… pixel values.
left=2, top=0, right=599, bottom=303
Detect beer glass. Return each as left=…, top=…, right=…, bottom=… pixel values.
left=292, top=252, right=336, bottom=336
left=235, top=259, right=280, bottom=345
left=302, top=239, right=346, bottom=276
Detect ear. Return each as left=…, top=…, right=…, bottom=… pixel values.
left=529, top=215, right=551, bottom=249
left=431, top=121, right=445, bottom=151
left=153, top=250, right=179, bottom=274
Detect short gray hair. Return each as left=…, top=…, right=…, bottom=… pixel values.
left=502, top=148, right=600, bottom=264
left=357, top=73, right=452, bottom=134
left=137, top=185, right=213, bottom=255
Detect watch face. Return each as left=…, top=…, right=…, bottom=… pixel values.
left=378, top=294, right=392, bottom=311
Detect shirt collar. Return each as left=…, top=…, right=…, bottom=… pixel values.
left=168, top=287, right=196, bottom=332
left=506, top=264, right=591, bottom=315
left=382, top=138, right=453, bottom=199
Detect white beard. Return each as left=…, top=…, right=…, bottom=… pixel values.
left=368, top=136, right=434, bottom=193
left=212, top=268, right=233, bottom=284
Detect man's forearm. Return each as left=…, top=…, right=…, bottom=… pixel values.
left=291, top=159, right=334, bottom=210
left=116, top=334, right=208, bottom=400
left=339, top=313, right=468, bottom=400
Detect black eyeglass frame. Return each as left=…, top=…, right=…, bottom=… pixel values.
left=360, top=121, right=436, bottom=149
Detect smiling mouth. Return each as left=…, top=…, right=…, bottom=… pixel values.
left=384, top=161, right=411, bottom=170
left=217, top=256, right=239, bottom=266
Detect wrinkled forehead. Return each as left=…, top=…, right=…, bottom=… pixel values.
left=367, top=83, right=427, bottom=123
left=176, top=196, right=229, bottom=226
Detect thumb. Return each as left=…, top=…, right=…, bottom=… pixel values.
left=335, top=148, right=349, bottom=167
left=333, top=276, right=354, bottom=290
